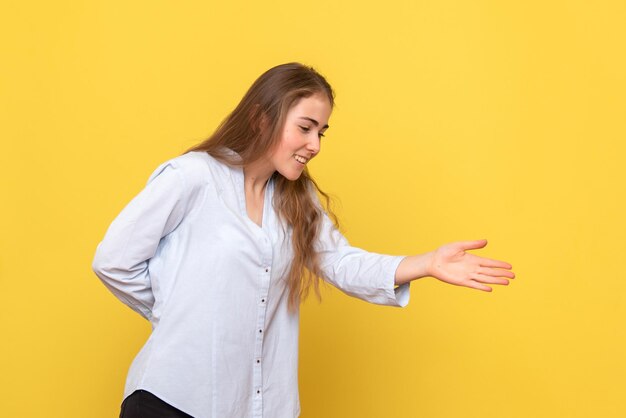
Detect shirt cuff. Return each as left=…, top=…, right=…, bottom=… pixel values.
left=386, top=255, right=411, bottom=307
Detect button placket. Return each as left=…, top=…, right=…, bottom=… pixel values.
left=253, top=230, right=273, bottom=414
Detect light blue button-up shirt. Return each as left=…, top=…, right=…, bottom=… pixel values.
left=92, top=150, right=410, bottom=418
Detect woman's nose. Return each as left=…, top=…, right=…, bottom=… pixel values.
left=307, top=136, right=320, bottom=155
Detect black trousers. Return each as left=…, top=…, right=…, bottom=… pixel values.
left=120, top=389, right=193, bottom=418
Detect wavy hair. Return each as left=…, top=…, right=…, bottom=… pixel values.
left=185, top=62, right=337, bottom=312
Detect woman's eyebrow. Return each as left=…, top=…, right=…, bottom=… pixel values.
left=299, top=116, right=329, bottom=129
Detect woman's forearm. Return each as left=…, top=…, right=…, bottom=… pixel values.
left=395, top=252, right=434, bottom=286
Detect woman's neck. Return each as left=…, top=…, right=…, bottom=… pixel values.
left=243, top=157, right=274, bottom=197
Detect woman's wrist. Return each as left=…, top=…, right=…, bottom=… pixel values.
left=394, top=251, right=435, bottom=286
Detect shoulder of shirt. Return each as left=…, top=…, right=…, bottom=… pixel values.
left=148, top=151, right=227, bottom=192
left=169, top=151, right=213, bottom=174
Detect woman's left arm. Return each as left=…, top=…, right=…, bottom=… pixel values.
left=395, top=239, right=515, bottom=291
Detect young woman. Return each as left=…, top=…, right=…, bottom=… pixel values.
left=92, top=62, right=515, bottom=418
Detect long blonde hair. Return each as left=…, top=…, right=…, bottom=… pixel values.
left=185, top=62, right=338, bottom=312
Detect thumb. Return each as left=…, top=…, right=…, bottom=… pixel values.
left=457, top=239, right=488, bottom=251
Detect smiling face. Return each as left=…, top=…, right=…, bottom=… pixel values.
left=268, top=93, right=332, bottom=181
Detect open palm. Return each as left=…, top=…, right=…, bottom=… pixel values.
left=428, top=239, right=515, bottom=292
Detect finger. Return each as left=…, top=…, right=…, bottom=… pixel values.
left=466, top=280, right=492, bottom=292
left=470, top=272, right=510, bottom=285
left=477, top=266, right=516, bottom=279
left=457, top=239, right=488, bottom=251
left=478, top=257, right=513, bottom=270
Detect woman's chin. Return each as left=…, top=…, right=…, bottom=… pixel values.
left=278, top=169, right=303, bottom=181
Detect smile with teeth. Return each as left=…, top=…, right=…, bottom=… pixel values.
left=293, top=154, right=308, bottom=164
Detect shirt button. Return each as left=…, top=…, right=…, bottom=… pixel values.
left=256, top=359, right=260, bottom=363
left=265, top=267, right=269, bottom=273
left=257, top=390, right=261, bottom=394
left=261, top=298, right=265, bottom=303
left=259, top=329, right=263, bottom=333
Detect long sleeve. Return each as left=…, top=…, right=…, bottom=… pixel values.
left=92, top=160, right=194, bottom=320
left=316, top=210, right=410, bottom=307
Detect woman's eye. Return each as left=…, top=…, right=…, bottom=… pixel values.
left=300, top=125, right=325, bottom=138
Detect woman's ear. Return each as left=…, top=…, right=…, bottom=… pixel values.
left=258, top=113, right=269, bottom=133
left=249, top=104, right=269, bottom=134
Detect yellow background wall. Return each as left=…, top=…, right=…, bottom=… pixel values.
left=1, top=1, right=624, bottom=417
